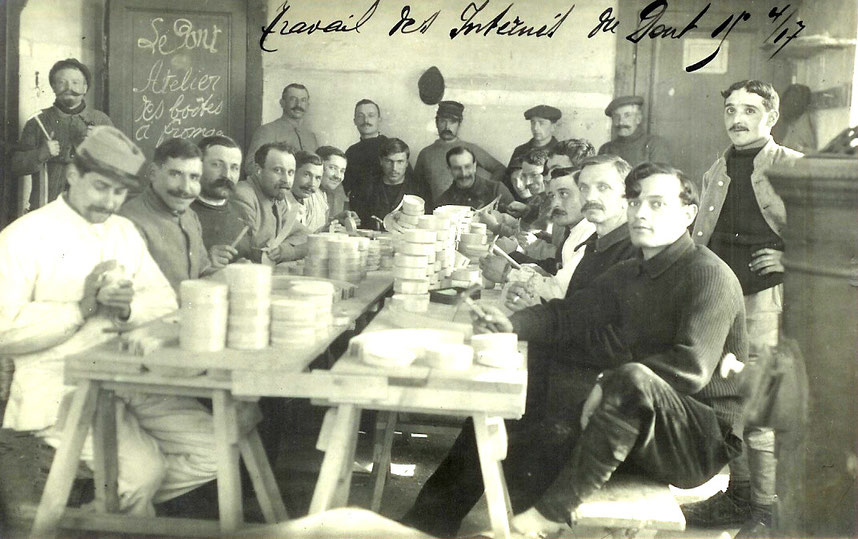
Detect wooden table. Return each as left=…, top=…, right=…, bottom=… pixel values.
left=30, top=272, right=394, bottom=537
left=241, top=290, right=528, bottom=539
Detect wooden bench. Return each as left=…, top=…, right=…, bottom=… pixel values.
left=568, top=474, right=686, bottom=538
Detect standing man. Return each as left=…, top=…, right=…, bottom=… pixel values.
left=506, top=105, right=561, bottom=200
left=290, top=151, right=326, bottom=233
left=682, top=80, right=803, bottom=537
left=230, top=142, right=309, bottom=263
left=120, top=138, right=229, bottom=292
left=435, top=146, right=513, bottom=210
left=352, top=138, right=431, bottom=229
left=12, top=58, right=113, bottom=211
left=414, top=101, right=506, bottom=201
left=192, top=135, right=253, bottom=263
left=401, top=163, right=746, bottom=538
left=598, top=95, right=671, bottom=166
left=246, top=83, right=318, bottom=175
left=0, top=126, right=217, bottom=516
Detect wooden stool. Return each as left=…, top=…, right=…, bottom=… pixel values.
left=30, top=380, right=287, bottom=537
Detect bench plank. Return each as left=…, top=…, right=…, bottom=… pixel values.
left=571, top=474, right=686, bottom=531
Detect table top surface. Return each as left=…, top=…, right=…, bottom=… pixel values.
left=64, top=272, right=394, bottom=383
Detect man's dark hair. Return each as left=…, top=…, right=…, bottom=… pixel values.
left=625, top=162, right=699, bottom=206
left=551, top=138, right=596, bottom=168
left=380, top=138, right=410, bottom=159
left=354, top=98, right=380, bottom=115
left=575, top=154, right=632, bottom=185
left=316, top=145, right=346, bottom=162
left=721, top=80, right=780, bottom=113
left=49, top=58, right=92, bottom=88
left=153, top=138, right=202, bottom=166
left=198, top=135, right=240, bottom=156
left=523, top=149, right=549, bottom=172
left=295, top=150, right=323, bottom=169
left=445, top=145, right=475, bottom=167
left=254, top=142, right=294, bottom=168
left=282, top=83, right=309, bottom=99
left=549, top=166, right=578, bottom=180
left=508, top=156, right=523, bottom=171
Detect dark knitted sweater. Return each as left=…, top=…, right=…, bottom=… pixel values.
left=512, top=232, right=747, bottom=424
left=564, top=225, right=637, bottom=299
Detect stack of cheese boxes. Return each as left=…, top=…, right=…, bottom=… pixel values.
left=393, top=227, right=436, bottom=312
left=270, top=281, right=335, bottom=354
left=179, top=280, right=229, bottom=352
left=327, top=235, right=362, bottom=284
left=304, top=233, right=330, bottom=278
left=223, top=264, right=273, bottom=350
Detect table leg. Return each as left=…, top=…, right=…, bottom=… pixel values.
left=31, top=380, right=100, bottom=537
left=92, top=389, right=119, bottom=513
left=308, top=404, right=361, bottom=514
left=238, top=428, right=289, bottom=523
left=473, top=413, right=513, bottom=539
left=369, top=411, right=397, bottom=512
left=212, top=389, right=243, bottom=532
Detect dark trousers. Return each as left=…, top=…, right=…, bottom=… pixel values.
left=400, top=362, right=742, bottom=537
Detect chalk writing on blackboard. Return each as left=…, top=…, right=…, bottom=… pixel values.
left=132, top=16, right=227, bottom=148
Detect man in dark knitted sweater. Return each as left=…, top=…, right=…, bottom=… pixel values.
left=399, top=163, right=746, bottom=538
left=683, top=80, right=803, bottom=536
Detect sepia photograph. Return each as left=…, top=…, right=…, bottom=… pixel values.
left=0, top=0, right=856, bottom=537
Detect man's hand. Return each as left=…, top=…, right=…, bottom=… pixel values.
left=505, top=282, right=539, bottom=312
left=580, top=383, right=603, bottom=429
left=97, top=280, right=134, bottom=320
left=80, top=260, right=118, bottom=319
left=471, top=304, right=514, bottom=334
left=505, top=200, right=530, bottom=219
left=750, top=248, right=784, bottom=276
left=495, top=236, right=519, bottom=254
left=511, top=507, right=567, bottom=537
left=334, top=210, right=361, bottom=228
left=480, top=254, right=510, bottom=285
left=42, top=137, right=60, bottom=159
left=210, top=244, right=238, bottom=269
left=264, top=244, right=284, bottom=264
left=477, top=210, right=501, bottom=234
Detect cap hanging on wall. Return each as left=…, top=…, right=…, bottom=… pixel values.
left=418, top=66, right=445, bottom=105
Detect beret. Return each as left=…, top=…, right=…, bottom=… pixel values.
left=75, top=126, right=146, bottom=190
left=437, top=100, right=464, bottom=120
left=605, top=95, right=644, bottom=117
left=418, top=66, right=445, bottom=105
left=524, top=105, right=561, bottom=122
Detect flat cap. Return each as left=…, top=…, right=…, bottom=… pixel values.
left=605, top=95, right=644, bottom=117
left=418, top=66, right=445, bottom=105
left=524, top=105, right=561, bottom=122
left=75, top=126, right=146, bottom=190
left=437, top=100, right=464, bottom=120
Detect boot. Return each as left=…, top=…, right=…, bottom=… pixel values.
left=681, top=481, right=752, bottom=527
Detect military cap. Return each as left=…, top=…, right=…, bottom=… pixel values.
left=75, top=126, right=146, bottom=190
left=437, top=100, right=464, bottom=120
left=524, top=105, right=561, bottom=122
left=605, top=95, right=644, bottom=117
left=418, top=66, right=445, bottom=105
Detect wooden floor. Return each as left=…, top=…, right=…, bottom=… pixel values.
left=0, top=400, right=740, bottom=538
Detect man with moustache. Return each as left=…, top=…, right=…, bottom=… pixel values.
left=120, top=138, right=229, bottom=292
left=246, top=83, right=318, bottom=176
left=191, top=135, right=252, bottom=264
left=12, top=58, right=113, bottom=210
left=505, top=105, right=561, bottom=200
left=682, top=80, right=803, bottom=537
left=290, top=151, right=327, bottom=233
left=352, top=138, right=431, bottom=230
left=598, top=96, right=671, bottom=166
left=401, top=163, right=746, bottom=538
left=1, top=126, right=218, bottom=516
left=230, top=142, right=309, bottom=262
left=414, top=101, right=506, bottom=201
left=302, top=146, right=361, bottom=231
left=435, top=146, right=513, bottom=210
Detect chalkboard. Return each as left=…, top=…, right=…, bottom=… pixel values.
left=108, top=0, right=246, bottom=159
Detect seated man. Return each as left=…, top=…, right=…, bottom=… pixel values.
left=229, top=142, right=309, bottom=263
left=290, top=150, right=327, bottom=233
left=351, top=137, right=432, bottom=230
left=0, top=126, right=216, bottom=516
left=316, top=145, right=358, bottom=226
left=120, top=138, right=230, bottom=292
left=191, top=135, right=253, bottom=264
left=435, top=146, right=514, bottom=211
left=400, top=162, right=746, bottom=538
